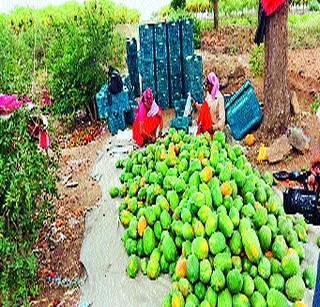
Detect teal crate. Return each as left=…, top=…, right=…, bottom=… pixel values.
left=225, top=80, right=263, bottom=140
left=170, top=116, right=189, bottom=133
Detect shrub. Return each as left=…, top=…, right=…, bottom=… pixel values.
left=171, top=0, right=187, bottom=10
left=310, top=95, right=320, bottom=113
left=0, top=108, right=58, bottom=305
left=249, top=44, right=264, bottom=77
left=309, top=0, right=320, bottom=11
left=45, top=1, right=125, bottom=119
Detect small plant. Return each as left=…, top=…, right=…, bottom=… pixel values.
left=310, top=95, right=320, bottom=113
left=249, top=44, right=264, bottom=77
left=309, top=0, right=320, bottom=11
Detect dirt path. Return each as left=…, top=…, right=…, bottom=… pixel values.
left=79, top=130, right=171, bottom=307
left=32, top=133, right=109, bottom=306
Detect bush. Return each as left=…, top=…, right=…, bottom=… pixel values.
left=45, top=1, right=125, bottom=118
left=0, top=108, right=58, bottom=305
left=0, top=0, right=135, bottom=120
left=171, top=0, right=187, bottom=10
left=249, top=44, right=264, bottom=77
left=309, top=0, right=320, bottom=11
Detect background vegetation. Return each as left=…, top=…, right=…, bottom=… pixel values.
left=0, top=1, right=139, bottom=305
left=0, top=0, right=140, bottom=120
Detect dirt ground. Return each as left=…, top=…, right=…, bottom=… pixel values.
left=31, top=27, right=320, bottom=306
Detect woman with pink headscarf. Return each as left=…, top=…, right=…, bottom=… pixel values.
left=132, top=88, right=163, bottom=146
left=193, top=72, right=225, bottom=135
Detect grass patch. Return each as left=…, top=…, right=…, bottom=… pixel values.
left=199, top=13, right=320, bottom=49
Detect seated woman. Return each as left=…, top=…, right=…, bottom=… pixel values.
left=193, top=72, right=225, bottom=135
left=132, top=88, right=163, bottom=147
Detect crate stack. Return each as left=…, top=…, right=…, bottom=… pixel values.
left=96, top=84, right=109, bottom=120
left=139, top=24, right=156, bottom=93
left=167, top=22, right=182, bottom=107
left=95, top=76, right=137, bottom=135
left=126, top=19, right=204, bottom=113
left=126, top=38, right=140, bottom=98
left=154, top=22, right=170, bottom=109
left=183, top=54, right=203, bottom=103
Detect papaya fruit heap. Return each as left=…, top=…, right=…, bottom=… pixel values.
left=111, top=129, right=314, bottom=306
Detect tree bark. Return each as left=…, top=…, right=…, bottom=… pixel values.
left=213, top=0, right=218, bottom=30
left=263, top=2, right=290, bottom=139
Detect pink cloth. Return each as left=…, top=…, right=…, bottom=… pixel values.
left=207, top=72, right=220, bottom=99
left=135, top=101, right=147, bottom=121
left=0, top=94, right=23, bottom=115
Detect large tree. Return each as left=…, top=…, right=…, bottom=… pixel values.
left=263, top=2, right=290, bottom=138
left=213, top=0, right=218, bottom=30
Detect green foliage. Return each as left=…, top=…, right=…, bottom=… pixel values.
left=186, top=0, right=211, bottom=12
left=45, top=1, right=125, bottom=116
left=161, top=9, right=202, bottom=49
left=309, top=0, right=320, bottom=11
left=288, top=14, right=320, bottom=49
left=0, top=0, right=137, bottom=118
left=310, top=95, right=320, bottom=113
left=249, top=44, right=264, bottom=77
left=171, top=0, right=187, bottom=10
left=0, top=109, right=58, bottom=305
left=0, top=18, right=33, bottom=95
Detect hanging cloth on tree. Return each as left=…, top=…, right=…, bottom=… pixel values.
left=254, top=3, right=267, bottom=45
left=261, top=0, right=286, bottom=16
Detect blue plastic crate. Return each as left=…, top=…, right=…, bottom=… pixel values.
left=157, top=92, right=170, bottom=109
left=142, top=78, right=156, bottom=93
left=170, top=116, right=189, bottom=133
left=139, top=24, right=155, bottom=62
left=110, top=90, right=130, bottom=112
left=96, top=92, right=107, bottom=119
left=126, top=38, right=138, bottom=56
left=180, top=20, right=194, bottom=59
left=154, top=42, right=167, bottom=60
left=168, top=57, right=182, bottom=76
left=124, top=102, right=136, bottom=125
left=224, top=80, right=263, bottom=140
left=107, top=112, right=126, bottom=135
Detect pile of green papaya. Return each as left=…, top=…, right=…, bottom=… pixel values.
left=110, top=128, right=316, bottom=307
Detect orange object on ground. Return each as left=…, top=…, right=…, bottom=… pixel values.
left=197, top=101, right=213, bottom=135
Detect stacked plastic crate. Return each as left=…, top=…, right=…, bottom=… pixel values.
left=106, top=90, right=129, bottom=135
left=122, top=76, right=137, bottom=125
left=154, top=23, right=170, bottom=109
left=96, top=84, right=109, bottom=120
left=183, top=54, right=204, bottom=103
left=167, top=22, right=182, bottom=107
left=96, top=76, right=137, bottom=135
left=180, top=20, right=204, bottom=103
left=126, top=38, right=140, bottom=98
left=139, top=24, right=156, bottom=93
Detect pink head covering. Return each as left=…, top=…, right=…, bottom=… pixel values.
left=141, top=88, right=159, bottom=117
left=142, top=88, right=153, bottom=105
left=207, top=72, right=220, bottom=99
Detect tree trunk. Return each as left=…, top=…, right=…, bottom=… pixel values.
left=263, top=2, right=290, bottom=139
left=213, top=0, right=218, bottom=30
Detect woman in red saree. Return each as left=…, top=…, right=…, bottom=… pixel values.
left=193, top=72, right=225, bottom=135
left=132, top=88, right=163, bottom=147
